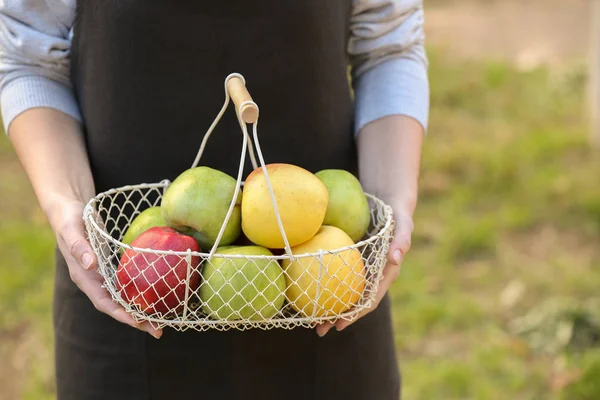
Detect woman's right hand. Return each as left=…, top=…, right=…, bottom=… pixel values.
left=7, top=108, right=162, bottom=339
left=48, top=197, right=163, bottom=339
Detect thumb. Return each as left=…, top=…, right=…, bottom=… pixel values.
left=388, top=213, right=414, bottom=265
left=61, top=219, right=97, bottom=271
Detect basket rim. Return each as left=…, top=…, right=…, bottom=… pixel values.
left=127, top=304, right=373, bottom=327
left=83, top=180, right=395, bottom=260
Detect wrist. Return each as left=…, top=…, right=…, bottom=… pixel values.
left=371, top=188, right=417, bottom=216
left=37, top=177, right=95, bottom=219
left=41, top=191, right=85, bottom=221
left=389, top=195, right=417, bottom=217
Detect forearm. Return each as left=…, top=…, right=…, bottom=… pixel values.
left=8, top=108, right=162, bottom=337
left=9, top=108, right=95, bottom=218
left=357, top=114, right=424, bottom=215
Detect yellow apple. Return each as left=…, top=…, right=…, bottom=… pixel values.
left=282, top=225, right=366, bottom=318
left=241, top=163, right=328, bottom=249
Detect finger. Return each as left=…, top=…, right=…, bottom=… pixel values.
left=396, top=232, right=412, bottom=254
left=387, top=237, right=407, bottom=271
left=334, top=265, right=396, bottom=332
left=318, top=262, right=399, bottom=336
left=332, top=303, right=375, bottom=333
left=91, top=282, right=163, bottom=339
left=387, top=215, right=413, bottom=265
left=60, top=221, right=97, bottom=271
left=74, top=267, right=163, bottom=339
left=108, top=305, right=163, bottom=340
left=316, top=321, right=335, bottom=337
left=388, top=243, right=403, bottom=266
left=395, top=213, right=415, bottom=236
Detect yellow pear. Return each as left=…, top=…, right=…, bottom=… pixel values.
left=241, top=163, right=328, bottom=249
left=282, top=225, right=366, bottom=318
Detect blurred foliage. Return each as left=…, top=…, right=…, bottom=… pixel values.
left=393, top=48, right=600, bottom=399
left=1, top=47, right=600, bottom=399
left=560, top=349, right=600, bottom=400
left=510, top=297, right=600, bottom=355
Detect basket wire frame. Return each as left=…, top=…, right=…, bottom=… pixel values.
left=83, top=73, right=396, bottom=332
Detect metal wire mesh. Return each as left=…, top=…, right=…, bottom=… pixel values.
left=83, top=181, right=394, bottom=332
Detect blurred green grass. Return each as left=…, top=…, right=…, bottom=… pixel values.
left=1, top=48, right=600, bottom=399
left=0, top=136, right=56, bottom=399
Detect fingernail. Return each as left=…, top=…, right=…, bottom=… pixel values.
left=393, top=249, right=402, bottom=264
left=82, top=253, right=94, bottom=269
left=151, top=331, right=162, bottom=339
left=317, top=327, right=329, bottom=337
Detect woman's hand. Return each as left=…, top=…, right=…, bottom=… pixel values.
left=9, top=108, right=162, bottom=339
left=315, top=114, right=424, bottom=337
left=48, top=197, right=163, bottom=339
left=315, top=202, right=414, bottom=337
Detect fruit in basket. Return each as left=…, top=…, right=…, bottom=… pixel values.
left=116, top=226, right=201, bottom=317
left=282, top=225, right=366, bottom=318
left=121, top=206, right=167, bottom=252
left=161, top=166, right=242, bottom=249
left=199, top=245, right=286, bottom=321
left=315, top=169, right=371, bottom=243
left=241, top=163, right=328, bottom=249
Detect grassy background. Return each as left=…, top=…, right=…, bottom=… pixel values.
left=1, top=46, right=600, bottom=399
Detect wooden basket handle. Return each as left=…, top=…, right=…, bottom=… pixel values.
left=226, top=76, right=259, bottom=124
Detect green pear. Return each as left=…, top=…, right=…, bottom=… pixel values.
left=161, top=166, right=242, bottom=249
left=315, top=169, right=371, bottom=243
left=199, top=245, right=286, bottom=321
left=121, top=206, right=168, bottom=251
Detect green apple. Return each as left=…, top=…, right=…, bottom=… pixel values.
left=315, top=169, right=371, bottom=243
left=161, top=166, right=242, bottom=249
left=121, top=206, right=168, bottom=252
left=199, top=245, right=286, bottom=321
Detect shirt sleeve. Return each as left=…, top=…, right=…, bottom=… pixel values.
left=348, top=0, right=430, bottom=135
left=0, top=0, right=80, bottom=134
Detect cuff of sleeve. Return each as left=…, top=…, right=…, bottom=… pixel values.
left=353, top=55, right=430, bottom=136
left=1, top=76, right=82, bottom=134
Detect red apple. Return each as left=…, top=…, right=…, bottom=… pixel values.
left=116, top=226, right=201, bottom=317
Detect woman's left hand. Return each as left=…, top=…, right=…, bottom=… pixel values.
left=315, top=203, right=414, bottom=337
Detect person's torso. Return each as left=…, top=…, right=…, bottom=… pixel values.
left=70, top=0, right=357, bottom=193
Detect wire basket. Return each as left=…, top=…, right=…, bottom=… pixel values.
left=83, top=73, right=395, bottom=332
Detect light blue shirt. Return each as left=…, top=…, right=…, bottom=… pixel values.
left=0, top=0, right=430, bottom=136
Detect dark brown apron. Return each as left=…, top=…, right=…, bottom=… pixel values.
left=52, top=1, right=401, bottom=398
